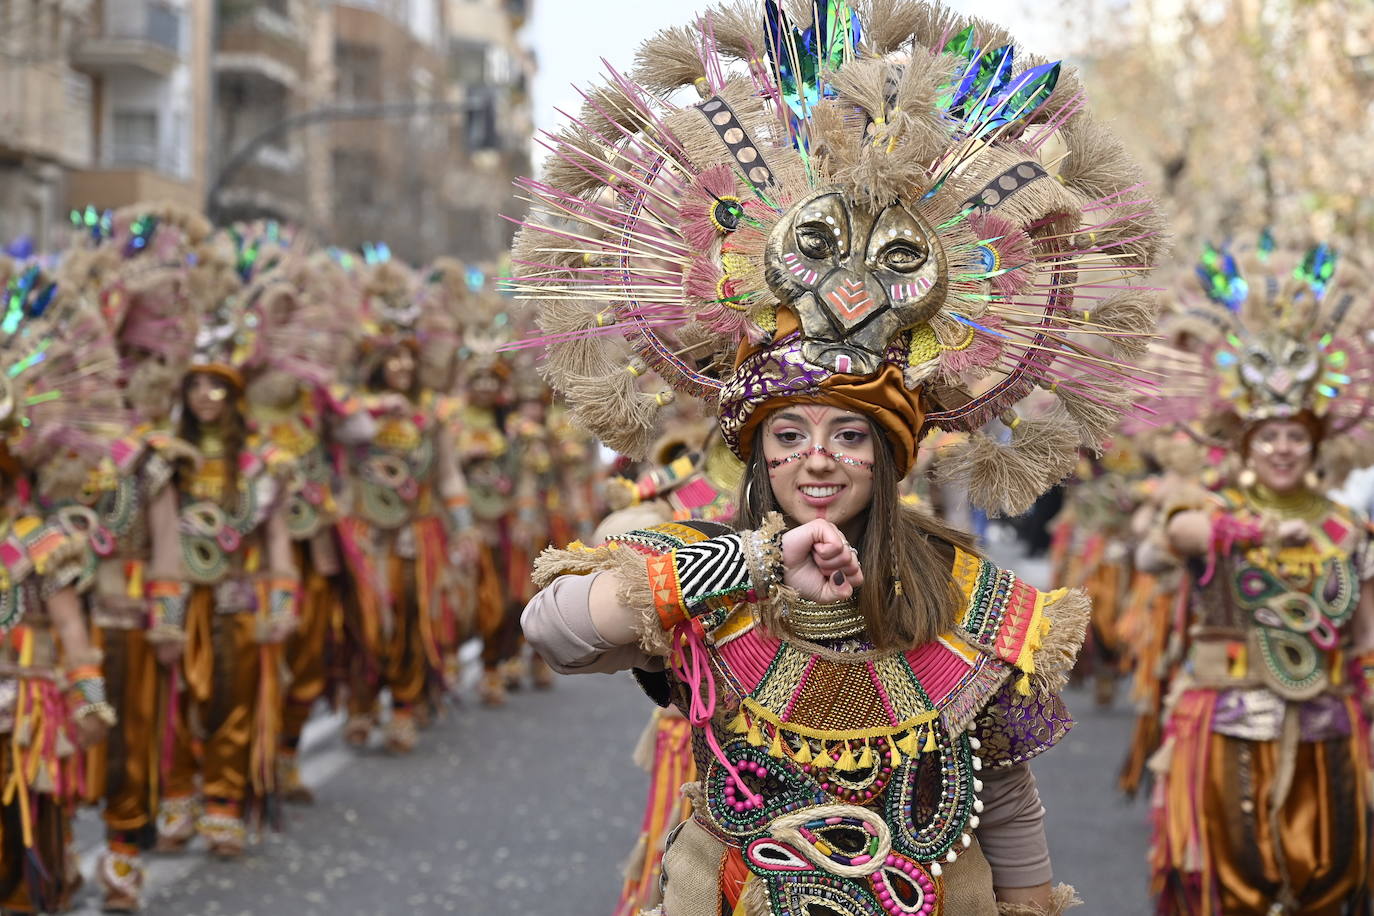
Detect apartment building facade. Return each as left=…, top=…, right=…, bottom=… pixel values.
left=0, top=0, right=533, bottom=258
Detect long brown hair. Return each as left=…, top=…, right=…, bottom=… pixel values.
left=735, top=419, right=978, bottom=650
left=178, top=373, right=247, bottom=510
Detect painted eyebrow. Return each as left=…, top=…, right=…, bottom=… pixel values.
left=770, top=411, right=867, bottom=426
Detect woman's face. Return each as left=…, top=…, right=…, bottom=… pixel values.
left=185, top=372, right=231, bottom=425
left=761, top=405, right=876, bottom=532
left=1248, top=419, right=1314, bottom=493
left=383, top=347, right=416, bottom=394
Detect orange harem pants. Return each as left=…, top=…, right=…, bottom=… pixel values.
left=0, top=735, right=77, bottom=914
left=348, top=555, right=431, bottom=716
left=1152, top=691, right=1371, bottom=915
left=87, top=626, right=167, bottom=845
left=282, top=546, right=334, bottom=747
left=166, top=587, right=278, bottom=808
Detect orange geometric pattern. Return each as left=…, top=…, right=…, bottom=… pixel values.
left=648, top=553, right=685, bottom=629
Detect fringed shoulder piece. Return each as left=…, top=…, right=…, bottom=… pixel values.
left=950, top=547, right=1088, bottom=696
left=1, top=514, right=91, bottom=612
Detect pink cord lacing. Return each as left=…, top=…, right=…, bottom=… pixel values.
left=1199, top=513, right=1264, bottom=586
left=671, top=622, right=763, bottom=806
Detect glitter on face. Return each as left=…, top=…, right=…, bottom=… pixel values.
left=766, top=445, right=875, bottom=471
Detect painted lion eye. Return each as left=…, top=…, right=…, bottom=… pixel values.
left=796, top=223, right=835, bottom=260
left=880, top=239, right=928, bottom=273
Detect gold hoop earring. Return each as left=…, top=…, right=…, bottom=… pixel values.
left=1303, top=469, right=1321, bottom=491
left=1237, top=466, right=1257, bottom=489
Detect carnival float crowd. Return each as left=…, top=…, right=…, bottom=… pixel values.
left=4, top=1, right=1374, bottom=914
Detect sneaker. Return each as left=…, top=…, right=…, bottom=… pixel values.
left=279, top=752, right=314, bottom=804
left=383, top=712, right=418, bottom=754
left=98, top=847, right=144, bottom=912
left=154, top=797, right=197, bottom=852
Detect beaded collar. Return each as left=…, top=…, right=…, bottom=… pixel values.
left=785, top=597, right=866, bottom=641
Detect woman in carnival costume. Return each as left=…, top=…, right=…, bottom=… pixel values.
left=58, top=204, right=207, bottom=910
left=337, top=252, right=475, bottom=753
left=455, top=322, right=524, bottom=707
left=236, top=237, right=370, bottom=803
left=0, top=262, right=126, bottom=912
left=157, top=231, right=302, bottom=858
left=515, top=1, right=1165, bottom=912
left=1150, top=237, right=1374, bottom=915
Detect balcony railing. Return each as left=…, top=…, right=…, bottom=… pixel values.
left=104, top=0, right=182, bottom=53
left=107, top=141, right=181, bottom=174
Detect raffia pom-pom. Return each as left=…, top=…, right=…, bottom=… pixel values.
left=567, top=371, right=664, bottom=458
left=937, top=418, right=1079, bottom=517
left=1051, top=383, right=1130, bottom=450
left=1082, top=289, right=1160, bottom=361
left=1032, top=588, right=1090, bottom=695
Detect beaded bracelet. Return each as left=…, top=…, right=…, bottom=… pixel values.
left=147, top=578, right=190, bottom=631
left=76, top=700, right=117, bottom=727
left=266, top=576, right=300, bottom=619
left=445, top=494, right=475, bottom=532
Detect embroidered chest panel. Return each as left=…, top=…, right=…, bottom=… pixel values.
left=353, top=410, right=438, bottom=530
left=681, top=547, right=1059, bottom=916
left=286, top=441, right=338, bottom=539
left=1223, top=502, right=1365, bottom=700
left=177, top=451, right=280, bottom=585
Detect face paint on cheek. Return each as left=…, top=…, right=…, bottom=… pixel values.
left=767, top=446, right=875, bottom=471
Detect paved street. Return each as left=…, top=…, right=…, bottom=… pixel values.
left=65, top=538, right=1154, bottom=915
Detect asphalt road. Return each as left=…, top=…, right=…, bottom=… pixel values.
left=64, top=538, right=1154, bottom=916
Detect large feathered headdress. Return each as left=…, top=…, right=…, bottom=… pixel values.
left=0, top=261, right=127, bottom=494
left=512, top=0, right=1164, bottom=514
left=1159, top=234, right=1374, bottom=484
left=60, top=203, right=208, bottom=420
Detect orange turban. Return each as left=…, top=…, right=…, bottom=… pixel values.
left=719, top=310, right=925, bottom=473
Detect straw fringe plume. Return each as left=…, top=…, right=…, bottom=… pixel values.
left=938, top=417, right=1079, bottom=516
left=1057, top=118, right=1169, bottom=266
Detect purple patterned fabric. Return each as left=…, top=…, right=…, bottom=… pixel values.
left=1210, top=687, right=1352, bottom=742
left=717, top=331, right=913, bottom=455
left=972, top=681, right=1075, bottom=768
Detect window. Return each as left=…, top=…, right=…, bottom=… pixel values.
left=449, top=38, right=488, bottom=87
left=336, top=41, right=382, bottom=103
left=333, top=150, right=380, bottom=207
left=111, top=110, right=159, bottom=168
left=464, top=91, right=498, bottom=151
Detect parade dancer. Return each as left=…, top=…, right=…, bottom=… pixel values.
left=60, top=205, right=205, bottom=910
left=239, top=245, right=364, bottom=804
left=1150, top=238, right=1374, bottom=915
left=0, top=264, right=125, bottom=912
left=515, top=2, right=1165, bottom=911
left=338, top=255, right=472, bottom=753
left=456, top=330, right=520, bottom=707
left=158, top=242, right=301, bottom=858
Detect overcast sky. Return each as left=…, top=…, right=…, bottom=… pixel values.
left=526, top=2, right=1076, bottom=138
